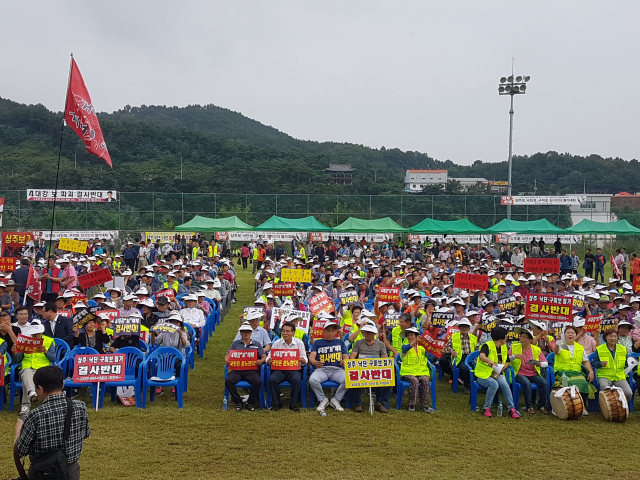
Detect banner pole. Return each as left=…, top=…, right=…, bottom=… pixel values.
left=95, top=381, right=100, bottom=412
left=369, top=387, right=374, bottom=415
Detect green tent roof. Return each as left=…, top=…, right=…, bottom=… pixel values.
left=332, top=217, right=408, bottom=233
left=175, top=215, right=254, bottom=232
left=409, top=218, right=487, bottom=234
left=487, top=218, right=567, bottom=234
left=254, top=216, right=332, bottom=232
left=567, top=219, right=640, bottom=235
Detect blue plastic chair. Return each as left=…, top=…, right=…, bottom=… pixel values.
left=307, top=365, right=351, bottom=409
left=140, top=347, right=186, bottom=409
left=0, top=356, right=12, bottom=410
left=53, top=338, right=71, bottom=364
left=465, top=351, right=487, bottom=411
left=265, top=365, right=307, bottom=409
left=548, top=352, right=598, bottom=413
left=511, top=370, right=543, bottom=411
left=223, top=364, right=266, bottom=410
left=394, top=354, right=437, bottom=411
left=58, top=346, right=101, bottom=409
left=87, top=300, right=98, bottom=307
left=627, top=352, right=639, bottom=413
left=98, top=347, right=145, bottom=408
left=184, top=323, right=203, bottom=360
left=139, top=340, right=148, bottom=354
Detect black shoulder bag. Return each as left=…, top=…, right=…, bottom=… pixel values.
left=21, top=398, right=74, bottom=480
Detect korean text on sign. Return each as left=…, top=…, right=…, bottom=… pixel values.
left=228, top=349, right=258, bottom=370
left=113, top=317, right=141, bottom=337
left=523, top=258, right=560, bottom=273
left=378, top=287, right=400, bottom=302
left=384, top=313, right=401, bottom=329
left=345, top=357, right=395, bottom=389
left=525, top=294, right=573, bottom=322
left=498, top=295, right=518, bottom=314
left=339, top=292, right=359, bottom=306
left=308, top=292, right=335, bottom=315
left=416, top=331, right=446, bottom=358
left=0, top=257, right=17, bottom=271
left=584, top=315, right=603, bottom=333
left=431, top=312, right=454, bottom=328
left=454, top=273, right=488, bottom=291
left=270, top=349, right=301, bottom=371
left=280, top=268, right=312, bottom=283
left=14, top=335, right=44, bottom=354
left=58, top=237, right=88, bottom=254
left=272, top=282, right=295, bottom=297
left=73, top=354, right=126, bottom=383
left=77, top=268, right=113, bottom=289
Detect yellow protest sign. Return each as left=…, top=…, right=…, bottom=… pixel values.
left=280, top=268, right=312, bottom=283
left=58, top=237, right=88, bottom=254
left=345, top=357, right=395, bottom=389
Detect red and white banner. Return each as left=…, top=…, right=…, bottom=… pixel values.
left=454, top=273, right=488, bottom=291
left=270, top=349, right=301, bottom=370
left=0, top=197, right=4, bottom=227
left=228, top=349, right=258, bottom=370
left=65, top=58, right=112, bottom=167
left=500, top=196, right=586, bottom=205
left=73, top=354, right=126, bottom=383
left=25, top=264, right=42, bottom=302
left=272, top=282, right=295, bottom=297
left=611, top=254, right=621, bottom=279
left=0, top=257, right=17, bottom=271
left=77, top=268, right=113, bottom=289
left=416, top=331, right=446, bottom=359
left=308, top=292, right=335, bottom=315
left=14, top=335, right=44, bottom=354
left=525, top=293, right=573, bottom=322
left=524, top=258, right=560, bottom=273
left=378, top=287, right=400, bottom=302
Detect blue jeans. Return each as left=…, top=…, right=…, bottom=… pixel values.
left=595, top=266, right=605, bottom=284
left=477, top=374, right=514, bottom=410
left=347, top=386, right=392, bottom=409
left=515, top=374, right=548, bottom=409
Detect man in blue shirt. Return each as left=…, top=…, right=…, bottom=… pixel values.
left=225, top=321, right=266, bottom=411
left=123, top=242, right=136, bottom=270
left=309, top=320, right=348, bottom=413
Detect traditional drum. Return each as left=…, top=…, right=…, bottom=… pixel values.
left=550, top=386, right=583, bottom=420
left=599, top=386, right=629, bottom=423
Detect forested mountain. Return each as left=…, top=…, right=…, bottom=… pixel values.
left=0, top=97, right=637, bottom=196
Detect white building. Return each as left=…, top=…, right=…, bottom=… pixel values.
left=449, top=177, right=489, bottom=189
left=404, top=169, right=448, bottom=192
left=569, top=194, right=615, bottom=224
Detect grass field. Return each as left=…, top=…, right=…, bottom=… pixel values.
left=1, top=264, right=639, bottom=480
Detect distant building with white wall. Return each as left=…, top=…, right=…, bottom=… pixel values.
left=404, top=169, right=448, bottom=192
left=569, top=194, right=615, bottom=224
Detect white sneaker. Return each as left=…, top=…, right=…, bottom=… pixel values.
left=316, top=398, right=329, bottom=412
left=20, top=405, right=30, bottom=416
left=582, top=409, right=589, bottom=416
left=28, top=391, right=38, bottom=403
left=330, top=397, right=344, bottom=411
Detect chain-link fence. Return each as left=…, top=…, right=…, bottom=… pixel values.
left=0, top=191, right=577, bottom=231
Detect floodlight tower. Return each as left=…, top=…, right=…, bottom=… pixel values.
left=498, top=74, right=530, bottom=219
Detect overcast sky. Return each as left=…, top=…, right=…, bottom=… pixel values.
left=2, top=1, right=638, bottom=165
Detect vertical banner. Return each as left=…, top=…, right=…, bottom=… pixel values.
left=0, top=197, right=4, bottom=227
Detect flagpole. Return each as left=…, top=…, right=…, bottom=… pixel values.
left=48, top=54, right=74, bottom=258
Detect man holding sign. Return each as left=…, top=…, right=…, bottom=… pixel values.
left=267, top=321, right=307, bottom=412
left=225, top=322, right=266, bottom=411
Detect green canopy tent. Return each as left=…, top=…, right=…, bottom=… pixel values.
left=486, top=218, right=567, bottom=235
left=174, top=215, right=254, bottom=232
left=409, top=218, right=488, bottom=234
left=253, top=215, right=332, bottom=232
left=567, top=219, right=640, bottom=235
left=332, top=217, right=408, bottom=233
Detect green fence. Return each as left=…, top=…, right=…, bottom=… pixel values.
left=0, top=191, right=576, bottom=231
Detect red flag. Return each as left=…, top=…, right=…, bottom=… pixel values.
left=64, top=58, right=112, bottom=167
left=611, top=253, right=621, bottom=279
left=25, top=265, right=42, bottom=302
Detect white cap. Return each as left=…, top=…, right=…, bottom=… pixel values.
left=263, top=283, right=273, bottom=289
left=360, top=323, right=378, bottom=334
left=573, top=316, right=586, bottom=328
left=25, top=320, right=45, bottom=335
left=505, top=274, right=515, bottom=282
left=123, top=293, right=137, bottom=301
left=183, top=294, right=198, bottom=302
left=246, top=310, right=263, bottom=321
left=73, top=301, right=86, bottom=308
left=122, top=269, right=133, bottom=276
left=135, top=287, right=149, bottom=296
left=457, top=318, right=473, bottom=327
left=360, top=309, right=377, bottom=318
left=317, top=311, right=336, bottom=320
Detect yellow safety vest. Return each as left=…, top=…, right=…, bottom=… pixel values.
left=554, top=342, right=585, bottom=373
left=253, top=249, right=259, bottom=260
left=300, top=247, right=306, bottom=260
left=391, top=326, right=409, bottom=354
left=595, top=343, right=627, bottom=381
left=451, top=332, right=478, bottom=365
left=294, top=329, right=305, bottom=341
left=400, top=345, right=429, bottom=376
left=164, top=281, right=179, bottom=292
left=510, top=342, right=542, bottom=376
left=489, top=278, right=499, bottom=293
left=208, top=245, right=214, bottom=258
left=474, top=340, right=508, bottom=380
left=0, top=337, right=9, bottom=367
left=20, top=336, right=54, bottom=370
left=113, top=261, right=122, bottom=269
left=192, top=246, right=199, bottom=258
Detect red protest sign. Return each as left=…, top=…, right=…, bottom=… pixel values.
left=611, top=254, right=621, bottom=279
left=416, top=330, right=446, bottom=359
left=524, top=258, right=560, bottom=273
left=0, top=257, right=17, bottom=271
left=454, top=273, right=488, bottom=291
left=308, top=291, right=335, bottom=315
left=525, top=293, right=573, bottom=322
left=14, top=335, right=44, bottom=354
left=311, top=319, right=325, bottom=340
left=228, top=349, right=258, bottom=370
left=445, top=326, right=460, bottom=341
left=0, top=232, right=34, bottom=258
left=379, top=287, right=400, bottom=302
left=97, top=309, right=120, bottom=322
left=73, top=353, right=126, bottom=383
left=155, top=288, right=176, bottom=299
left=77, top=268, right=113, bottom=289
left=633, top=276, right=640, bottom=292
left=0, top=357, right=4, bottom=386
left=272, top=282, right=296, bottom=297
left=270, top=349, right=301, bottom=370
left=584, top=314, right=603, bottom=333
left=309, top=232, right=323, bottom=242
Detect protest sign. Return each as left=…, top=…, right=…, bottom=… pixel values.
left=14, top=335, right=44, bottom=354
left=270, top=349, right=301, bottom=371
left=601, top=316, right=617, bottom=332
left=498, top=296, right=518, bottom=315
left=72, top=306, right=100, bottom=328
left=416, top=331, right=446, bottom=358
left=228, top=349, right=258, bottom=370
left=73, top=354, right=126, bottom=383
left=155, top=288, right=176, bottom=299
left=145, top=232, right=194, bottom=244
left=0, top=257, right=17, bottom=271
left=113, top=317, right=141, bottom=337
left=77, top=268, right=113, bottom=289
left=280, top=268, right=312, bottom=283
left=1, top=231, right=34, bottom=258
left=151, top=323, right=179, bottom=334
left=549, top=322, right=565, bottom=337
left=28, top=189, right=117, bottom=203
left=345, top=357, right=395, bottom=389
left=58, top=237, right=88, bottom=254
left=339, top=291, right=359, bottom=306
left=584, top=314, right=603, bottom=334
left=378, top=287, right=400, bottom=302
left=58, top=309, right=73, bottom=318
left=309, top=232, right=323, bottom=242
left=454, top=273, right=488, bottom=291
left=272, top=282, right=295, bottom=297
left=215, top=232, right=229, bottom=241
left=572, top=294, right=585, bottom=310
left=271, top=307, right=311, bottom=333
left=308, top=292, right=335, bottom=315
left=384, top=313, right=401, bottom=329
left=481, top=315, right=498, bottom=333
left=445, top=326, right=460, bottom=341
left=634, top=276, right=640, bottom=292
left=498, top=322, right=519, bottom=342
left=431, top=311, right=454, bottom=328
left=524, top=258, right=560, bottom=273
left=97, top=309, right=120, bottom=322
left=311, top=319, right=325, bottom=340
left=0, top=357, right=4, bottom=386
left=525, top=294, right=573, bottom=322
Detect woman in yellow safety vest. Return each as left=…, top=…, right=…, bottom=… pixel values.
left=509, top=329, right=549, bottom=414
left=552, top=325, right=596, bottom=414
left=474, top=326, right=520, bottom=418
left=590, top=328, right=633, bottom=401
left=399, top=327, right=435, bottom=413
